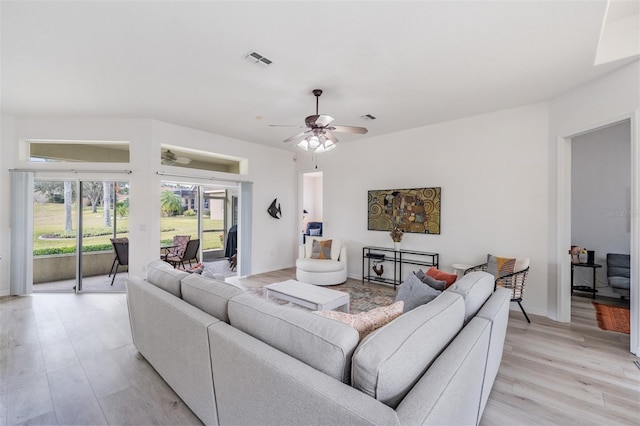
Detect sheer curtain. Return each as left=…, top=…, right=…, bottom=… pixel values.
left=238, top=182, right=252, bottom=277
left=10, top=171, right=34, bottom=295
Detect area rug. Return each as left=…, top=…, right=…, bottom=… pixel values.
left=249, top=280, right=396, bottom=314
left=592, top=302, right=630, bottom=334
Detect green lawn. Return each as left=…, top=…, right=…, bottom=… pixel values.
left=34, top=203, right=224, bottom=255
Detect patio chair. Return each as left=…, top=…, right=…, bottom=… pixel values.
left=109, top=237, right=129, bottom=286
left=166, top=238, right=200, bottom=269
left=465, top=255, right=530, bottom=323
left=162, top=235, right=190, bottom=261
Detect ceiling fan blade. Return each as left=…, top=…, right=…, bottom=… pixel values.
left=283, top=130, right=312, bottom=144
left=324, top=131, right=339, bottom=143
left=330, top=125, right=368, bottom=134
left=305, top=114, right=334, bottom=128
left=268, top=124, right=306, bottom=128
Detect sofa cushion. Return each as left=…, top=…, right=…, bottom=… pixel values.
left=352, top=291, right=465, bottom=408
left=181, top=274, right=244, bottom=323
left=305, top=237, right=342, bottom=260
left=228, top=293, right=359, bottom=383
left=146, top=260, right=189, bottom=298
left=311, top=239, right=332, bottom=259
left=395, top=272, right=441, bottom=313
left=446, top=271, right=494, bottom=323
left=426, top=267, right=457, bottom=288
left=314, top=301, right=404, bottom=340
left=609, top=276, right=630, bottom=290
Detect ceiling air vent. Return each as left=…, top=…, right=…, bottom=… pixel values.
left=360, top=114, right=376, bottom=120
left=244, top=51, right=273, bottom=67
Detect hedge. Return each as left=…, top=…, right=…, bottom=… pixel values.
left=34, top=243, right=113, bottom=256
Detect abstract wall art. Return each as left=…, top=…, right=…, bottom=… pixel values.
left=368, top=187, right=441, bottom=234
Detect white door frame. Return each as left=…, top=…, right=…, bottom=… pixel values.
left=556, top=112, right=639, bottom=355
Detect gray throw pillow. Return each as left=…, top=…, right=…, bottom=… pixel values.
left=421, top=274, right=446, bottom=291
left=414, top=268, right=446, bottom=290
left=395, top=272, right=442, bottom=313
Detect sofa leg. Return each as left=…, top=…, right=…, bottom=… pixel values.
left=517, top=300, right=531, bottom=323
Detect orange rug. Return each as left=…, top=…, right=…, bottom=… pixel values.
left=592, top=302, right=630, bottom=334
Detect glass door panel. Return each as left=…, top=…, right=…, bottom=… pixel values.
left=79, top=181, right=129, bottom=292
left=202, top=193, right=225, bottom=261
left=32, top=180, right=78, bottom=292
left=160, top=183, right=199, bottom=265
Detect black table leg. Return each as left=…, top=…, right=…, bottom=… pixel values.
left=592, top=267, right=596, bottom=300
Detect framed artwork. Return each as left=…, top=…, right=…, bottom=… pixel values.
left=368, top=187, right=441, bottom=234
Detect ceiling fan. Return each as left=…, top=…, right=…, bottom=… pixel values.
left=271, top=89, right=368, bottom=153
left=161, top=149, right=192, bottom=166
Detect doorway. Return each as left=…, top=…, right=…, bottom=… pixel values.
left=32, top=179, right=129, bottom=293
left=301, top=171, right=323, bottom=244
left=557, top=115, right=638, bottom=355
left=159, top=180, right=238, bottom=276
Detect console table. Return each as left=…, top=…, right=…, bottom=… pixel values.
left=571, top=262, right=602, bottom=300
left=362, top=246, right=439, bottom=289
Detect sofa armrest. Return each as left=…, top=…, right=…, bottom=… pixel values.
left=396, top=317, right=491, bottom=426
left=126, top=276, right=220, bottom=425
left=208, top=321, right=400, bottom=426
left=299, top=244, right=306, bottom=259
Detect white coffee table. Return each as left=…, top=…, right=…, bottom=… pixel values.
left=265, top=279, right=350, bottom=313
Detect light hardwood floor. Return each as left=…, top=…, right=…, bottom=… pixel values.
left=1, top=268, right=638, bottom=425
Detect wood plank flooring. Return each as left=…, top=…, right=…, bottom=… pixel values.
left=1, top=268, right=638, bottom=425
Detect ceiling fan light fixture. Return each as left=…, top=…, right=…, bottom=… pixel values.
left=308, top=136, right=320, bottom=149
left=297, top=139, right=309, bottom=151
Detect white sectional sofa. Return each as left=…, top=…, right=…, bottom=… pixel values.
left=126, top=260, right=510, bottom=425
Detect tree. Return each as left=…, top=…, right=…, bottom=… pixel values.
left=83, top=182, right=103, bottom=213
left=103, top=181, right=112, bottom=227
left=63, top=181, right=73, bottom=232
left=161, top=190, right=183, bottom=216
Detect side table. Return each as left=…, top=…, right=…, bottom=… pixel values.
left=452, top=263, right=473, bottom=278
left=571, top=262, right=602, bottom=300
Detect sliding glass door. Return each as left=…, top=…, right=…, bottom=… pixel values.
left=33, top=179, right=129, bottom=293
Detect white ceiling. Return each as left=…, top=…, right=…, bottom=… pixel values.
left=2, top=1, right=638, bottom=152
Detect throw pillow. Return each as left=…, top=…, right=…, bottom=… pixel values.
left=314, top=301, right=404, bottom=340
left=414, top=269, right=446, bottom=290
left=395, top=272, right=442, bottom=312
left=421, top=274, right=446, bottom=291
left=486, top=254, right=516, bottom=281
left=426, top=267, right=458, bottom=288
left=309, top=228, right=321, bottom=236
left=311, top=239, right=332, bottom=259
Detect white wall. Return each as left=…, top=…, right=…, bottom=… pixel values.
left=296, top=103, right=550, bottom=317
left=0, top=117, right=297, bottom=296
left=151, top=120, right=297, bottom=274
left=571, top=121, right=631, bottom=293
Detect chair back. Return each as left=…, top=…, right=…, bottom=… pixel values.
left=110, top=238, right=129, bottom=266
left=607, top=253, right=630, bottom=278
left=171, top=235, right=190, bottom=256
left=305, top=222, right=323, bottom=236
left=182, top=239, right=200, bottom=262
